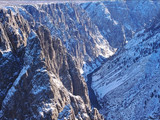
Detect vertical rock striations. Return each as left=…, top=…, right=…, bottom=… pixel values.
left=0, top=4, right=104, bottom=120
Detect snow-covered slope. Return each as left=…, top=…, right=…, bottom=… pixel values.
left=1, top=0, right=160, bottom=119
left=92, top=17, right=160, bottom=119
left=81, top=0, right=160, bottom=48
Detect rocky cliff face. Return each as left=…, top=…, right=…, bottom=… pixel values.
left=92, top=15, right=160, bottom=120
left=19, top=3, right=115, bottom=76
left=0, top=4, right=104, bottom=120
left=1, top=1, right=160, bottom=120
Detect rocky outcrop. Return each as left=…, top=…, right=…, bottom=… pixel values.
left=0, top=5, right=104, bottom=120
left=1, top=1, right=160, bottom=120
left=0, top=8, right=30, bottom=111
left=19, top=3, right=115, bottom=75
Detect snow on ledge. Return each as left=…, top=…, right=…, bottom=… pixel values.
left=2, top=65, right=30, bottom=107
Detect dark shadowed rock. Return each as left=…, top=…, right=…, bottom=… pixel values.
left=0, top=50, right=2, bottom=57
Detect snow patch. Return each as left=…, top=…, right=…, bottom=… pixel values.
left=38, top=100, right=56, bottom=118
left=58, top=104, right=72, bottom=120
left=31, top=86, right=47, bottom=95
left=113, top=20, right=118, bottom=25
left=1, top=49, right=12, bottom=57
left=28, top=30, right=37, bottom=40
left=2, top=65, right=30, bottom=106
left=0, top=110, right=3, bottom=118
left=50, top=73, right=63, bottom=88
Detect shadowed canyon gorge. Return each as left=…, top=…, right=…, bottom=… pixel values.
left=1, top=0, right=160, bottom=119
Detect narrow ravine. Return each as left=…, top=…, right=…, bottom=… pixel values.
left=87, top=67, right=102, bottom=110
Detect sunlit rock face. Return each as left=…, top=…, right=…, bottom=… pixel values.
left=0, top=0, right=160, bottom=120
left=20, top=3, right=115, bottom=77
left=0, top=3, right=105, bottom=120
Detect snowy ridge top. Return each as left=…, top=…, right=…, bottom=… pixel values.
left=1, top=0, right=157, bottom=7
left=0, top=0, right=104, bottom=7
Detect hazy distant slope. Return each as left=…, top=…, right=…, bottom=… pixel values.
left=92, top=15, right=160, bottom=120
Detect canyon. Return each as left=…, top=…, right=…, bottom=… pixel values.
left=0, top=0, right=160, bottom=119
